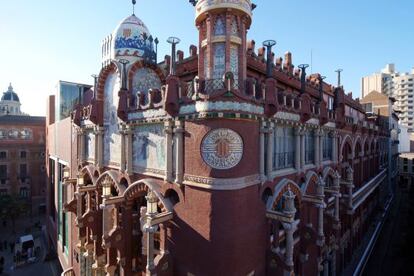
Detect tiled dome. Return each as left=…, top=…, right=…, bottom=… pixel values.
left=112, top=14, right=156, bottom=64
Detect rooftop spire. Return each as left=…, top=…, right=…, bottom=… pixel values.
left=132, top=0, right=136, bottom=15
left=8, top=83, right=13, bottom=91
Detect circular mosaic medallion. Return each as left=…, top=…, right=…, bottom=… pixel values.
left=201, top=128, right=243, bottom=170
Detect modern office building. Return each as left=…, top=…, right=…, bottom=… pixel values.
left=47, top=1, right=394, bottom=275
left=0, top=89, right=46, bottom=212
left=362, top=64, right=414, bottom=132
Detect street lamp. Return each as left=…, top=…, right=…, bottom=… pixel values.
left=63, top=166, right=70, bottom=180
left=77, top=173, right=84, bottom=186
left=145, top=190, right=158, bottom=216
left=102, top=175, right=112, bottom=198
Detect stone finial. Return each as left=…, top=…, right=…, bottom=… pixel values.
left=189, top=45, right=198, bottom=57
left=177, top=50, right=184, bottom=62
left=283, top=52, right=293, bottom=74
left=247, top=40, right=256, bottom=55
left=275, top=57, right=283, bottom=70
left=257, top=47, right=265, bottom=61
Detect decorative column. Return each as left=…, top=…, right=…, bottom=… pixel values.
left=266, top=122, right=274, bottom=179
left=164, top=121, right=174, bottom=182
left=333, top=173, right=341, bottom=223
left=143, top=191, right=159, bottom=276
left=301, top=128, right=306, bottom=169
left=260, top=121, right=267, bottom=182
left=282, top=188, right=297, bottom=274
left=78, top=128, right=85, bottom=165
left=332, top=131, right=338, bottom=164
left=126, top=126, right=133, bottom=174
left=95, top=126, right=105, bottom=169
left=84, top=242, right=94, bottom=276
left=346, top=167, right=354, bottom=213
left=295, top=126, right=301, bottom=171
left=317, top=176, right=326, bottom=246
left=315, top=128, right=321, bottom=167
left=78, top=238, right=87, bottom=276
left=120, top=125, right=126, bottom=172
left=174, top=120, right=184, bottom=184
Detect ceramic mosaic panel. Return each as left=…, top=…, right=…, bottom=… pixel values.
left=132, top=68, right=161, bottom=95
left=103, top=72, right=122, bottom=166
left=133, top=123, right=165, bottom=173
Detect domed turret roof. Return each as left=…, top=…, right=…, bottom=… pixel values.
left=112, top=14, right=156, bottom=64
left=2, top=83, right=20, bottom=102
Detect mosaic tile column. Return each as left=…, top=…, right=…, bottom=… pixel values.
left=164, top=121, right=174, bottom=182
left=259, top=121, right=267, bottom=182
left=294, top=127, right=301, bottom=171
left=266, top=122, right=274, bottom=178
left=126, top=126, right=133, bottom=174
left=174, top=120, right=184, bottom=184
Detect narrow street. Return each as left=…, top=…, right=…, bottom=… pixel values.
left=0, top=214, right=60, bottom=276
left=363, top=184, right=414, bottom=275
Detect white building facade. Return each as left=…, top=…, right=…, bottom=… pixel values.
left=362, top=64, right=414, bottom=132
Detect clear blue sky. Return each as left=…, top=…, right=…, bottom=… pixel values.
left=1, top=0, right=413, bottom=116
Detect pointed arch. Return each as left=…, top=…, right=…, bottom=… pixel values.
left=266, top=178, right=302, bottom=211
left=322, top=166, right=337, bottom=181
left=95, top=169, right=129, bottom=196
left=302, top=170, right=320, bottom=195
left=340, top=134, right=353, bottom=161
left=352, top=135, right=362, bottom=156
left=124, top=178, right=173, bottom=213
left=79, top=164, right=100, bottom=186
left=96, top=61, right=120, bottom=102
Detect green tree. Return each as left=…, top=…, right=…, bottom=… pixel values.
left=0, top=195, right=29, bottom=233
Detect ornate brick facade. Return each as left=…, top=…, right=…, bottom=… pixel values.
left=47, top=1, right=394, bottom=276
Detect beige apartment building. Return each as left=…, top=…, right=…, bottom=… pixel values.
left=362, top=64, right=414, bottom=132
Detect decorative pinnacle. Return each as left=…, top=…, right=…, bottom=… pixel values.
left=263, top=40, right=277, bottom=78
left=335, top=69, right=343, bottom=87
left=132, top=0, right=136, bottom=15
left=189, top=0, right=198, bottom=7
left=167, top=37, right=181, bottom=75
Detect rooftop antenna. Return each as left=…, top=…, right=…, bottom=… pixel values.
left=335, top=69, right=343, bottom=87
left=132, top=0, right=136, bottom=15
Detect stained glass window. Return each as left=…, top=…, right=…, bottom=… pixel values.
left=132, top=68, right=162, bottom=95
left=214, top=17, right=226, bottom=36
left=213, top=43, right=225, bottom=79
left=230, top=45, right=239, bottom=80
